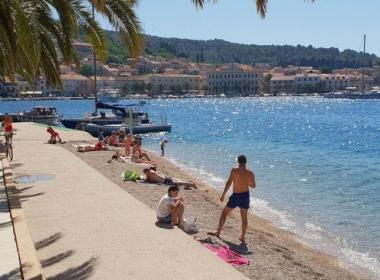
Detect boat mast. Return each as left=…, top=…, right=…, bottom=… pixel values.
left=362, top=34, right=366, bottom=94
left=92, top=4, right=98, bottom=114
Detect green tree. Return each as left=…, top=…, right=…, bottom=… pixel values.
left=146, top=82, right=152, bottom=93
left=0, top=0, right=142, bottom=87
left=259, top=74, right=272, bottom=95
left=158, top=84, right=164, bottom=94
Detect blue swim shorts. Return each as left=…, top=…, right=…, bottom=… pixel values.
left=226, top=192, right=250, bottom=209
left=157, top=214, right=172, bottom=224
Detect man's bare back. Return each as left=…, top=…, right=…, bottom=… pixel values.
left=230, top=167, right=255, bottom=193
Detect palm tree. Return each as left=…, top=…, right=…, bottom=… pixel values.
left=0, top=0, right=142, bottom=87
left=192, top=0, right=314, bottom=18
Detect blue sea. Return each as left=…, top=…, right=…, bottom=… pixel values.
left=1, top=97, right=379, bottom=277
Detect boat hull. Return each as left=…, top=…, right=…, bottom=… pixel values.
left=61, top=118, right=124, bottom=129
left=84, top=123, right=172, bottom=137
left=18, top=116, right=60, bottom=126
left=324, top=93, right=380, bottom=99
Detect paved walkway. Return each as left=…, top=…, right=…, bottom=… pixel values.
left=0, top=162, right=21, bottom=280
left=10, top=123, right=248, bottom=280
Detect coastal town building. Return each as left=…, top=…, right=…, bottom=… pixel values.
left=149, top=74, right=201, bottom=94
left=88, top=76, right=148, bottom=95
left=320, top=74, right=354, bottom=92
left=207, top=64, right=261, bottom=95
left=59, top=72, right=89, bottom=96
left=270, top=75, right=296, bottom=94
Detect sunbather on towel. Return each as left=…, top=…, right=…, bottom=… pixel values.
left=132, top=141, right=152, bottom=161
left=157, top=185, right=184, bottom=226
left=131, top=151, right=156, bottom=165
left=77, top=141, right=104, bottom=152
left=143, top=169, right=197, bottom=189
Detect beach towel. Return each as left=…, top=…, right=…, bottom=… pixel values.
left=122, top=171, right=140, bottom=181
left=204, top=244, right=249, bottom=266
left=120, top=156, right=154, bottom=169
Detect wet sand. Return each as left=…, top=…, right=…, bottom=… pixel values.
left=64, top=142, right=366, bottom=280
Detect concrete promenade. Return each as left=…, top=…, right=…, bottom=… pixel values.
left=9, top=123, right=248, bottom=280
left=0, top=163, right=21, bottom=280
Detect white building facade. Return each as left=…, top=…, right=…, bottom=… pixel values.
left=207, top=64, right=260, bottom=95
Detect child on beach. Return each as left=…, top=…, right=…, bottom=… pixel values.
left=160, top=139, right=168, bottom=157
left=47, top=126, right=62, bottom=144
left=107, top=148, right=122, bottom=163
left=108, top=131, right=119, bottom=146
left=124, top=134, right=132, bottom=156
left=157, top=185, right=184, bottom=226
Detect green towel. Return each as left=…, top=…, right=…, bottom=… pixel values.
left=122, top=171, right=140, bottom=181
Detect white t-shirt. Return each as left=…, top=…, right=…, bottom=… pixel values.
left=157, top=194, right=175, bottom=218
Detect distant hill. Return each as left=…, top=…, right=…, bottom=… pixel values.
left=104, top=31, right=377, bottom=69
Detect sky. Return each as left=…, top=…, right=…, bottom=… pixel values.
left=98, top=0, right=380, bottom=55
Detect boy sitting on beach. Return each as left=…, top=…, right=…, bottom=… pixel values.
left=143, top=168, right=197, bottom=189
left=157, top=185, right=184, bottom=226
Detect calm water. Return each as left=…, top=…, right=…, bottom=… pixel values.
left=1, top=97, right=379, bottom=276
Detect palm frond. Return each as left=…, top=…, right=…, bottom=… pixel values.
left=92, top=0, right=143, bottom=58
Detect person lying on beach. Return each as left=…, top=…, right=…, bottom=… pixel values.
left=143, top=168, right=197, bottom=189
left=77, top=141, right=105, bottom=152
left=157, top=185, right=184, bottom=226
left=210, top=155, right=255, bottom=243
left=131, top=151, right=156, bottom=165
left=132, top=141, right=152, bottom=161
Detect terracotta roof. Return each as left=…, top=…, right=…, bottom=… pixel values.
left=61, top=72, right=88, bottom=80
left=150, top=74, right=201, bottom=78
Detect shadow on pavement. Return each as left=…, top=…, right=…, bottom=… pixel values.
left=47, top=257, right=97, bottom=280
left=155, top=221, right=174, bottom=229
left=35, top=232, right=63, bottom=250
left=41, top=250, right=75, bottom=268
left=0, top=267, right=21, bottom=280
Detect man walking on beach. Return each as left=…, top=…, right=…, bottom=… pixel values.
left=212, top=155, right=256, bottom=243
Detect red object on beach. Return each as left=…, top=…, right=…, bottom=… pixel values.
left=204, top=244, right=249, bottom=266
left=95, top=142, right=103, bottom=151
left=47, top=127, right=61, bottom=144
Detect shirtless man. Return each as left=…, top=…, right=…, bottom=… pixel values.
left=143, top=168, right=197, bottom=189
left=212, top=155, right=255, bottom=243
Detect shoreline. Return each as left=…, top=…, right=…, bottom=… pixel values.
left=63, top=141, right=369, bottom=280
left=143, top=146, right=379, bottom=279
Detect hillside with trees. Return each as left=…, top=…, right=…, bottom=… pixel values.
left=104, top=31, right=378, bottom=70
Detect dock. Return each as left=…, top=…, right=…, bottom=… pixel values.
left=0, top=123, right=248, bottom=280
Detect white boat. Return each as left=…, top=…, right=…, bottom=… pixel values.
left=18, top=106, right=61, bottom=126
